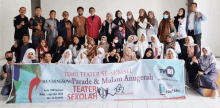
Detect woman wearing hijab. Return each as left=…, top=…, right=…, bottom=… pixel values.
left=74, top=49, right=90, bottom=64
left=69, top=36, right=84, bottom=60
left=22, top=48, right=39, bottom=64
left=174, top=8, right=187, bottom=59
left=36, top=39, right=50, bottom=63
left=137, top=9, right=148, bottom=39
left=112, top=10, right=126, bottom=45
left=110, top=35, right=122, bottom=55
left=121, top=46, right=137, bottom=63
left=163, top=33, right=181, bottom=58
left=150, top=35, right=164, bottom=59
left=123, top=35, right=137, bottom=51
left=125, top=11, right=137, bottom=40
left=164, top=48, right=178, bottom=60
left=101, top=12, right=113, bottom=44
left=192, top=47, right=219, bottom=99
left=183, top=36, right=200, bottom=84
left=91, top=48, right=105, bottom=64
left=146, top=11, right=158, bottom=44
left=99, top=36, right=110, bottom=53
left=143, top=48, right=154, bottom=59
left=158, top=11, right=175, bottom=43
left=136, top=34, right=149, bottom=58
left=86, top=37, right=97, bottom=61
left=58, top=49, right=73, bottom=64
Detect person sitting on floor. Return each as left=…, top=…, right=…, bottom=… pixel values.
left=192, top=47, right=219, bottom=99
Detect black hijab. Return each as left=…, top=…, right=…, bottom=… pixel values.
left=143, top=48, right=154, bottom=59
left=174, top=8, right=185, bottom=32
left=113, top=10, right=125, bottom=27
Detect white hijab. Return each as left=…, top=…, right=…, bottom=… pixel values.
left=58, top=49, right=73, bottom=64
left=151, top=35, right=163, bottom=48
left=202, top=47, right=218, bottom=64
left=22, top=48, right=36, bottom=63
left=125, top=35, right=137, bottom=51
left=74, top=49, right=89, bottom=64
left=138, top=34, right=149, bottom=58
left=93, top=48, right=105, bottom=64
left=184, top=36, right=197, bottom=46
left=166, top=48, right=177, bottom=60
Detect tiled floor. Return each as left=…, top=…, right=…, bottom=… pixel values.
left=0, top=86, right=219, bottom=108
left=0, top=59, right=220, bottom=108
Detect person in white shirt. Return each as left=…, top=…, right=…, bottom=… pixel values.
left=91, top=48, right=105, bottom=64
left=164, top=48, right=178, bottom=60
left=74, top=49, right=90, bottom=64
left=123, top=35, right=138, bottom=51
left=22, top=48, right=39, bottom=64
left=163, top=34, right=181, bottom=59
left=137, top=9, right=148, bottom=39
left=58, top=49, right=73, bottom=64
left=174, top=8, right=187, bottom=59
left=136, top=34, right=149, bottom=58
left=68, top=36, right=84, bottom=59
left=150, top=35, right=164, bottom=59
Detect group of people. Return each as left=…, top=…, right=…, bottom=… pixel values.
left=0, top=2, right=219, bottom=99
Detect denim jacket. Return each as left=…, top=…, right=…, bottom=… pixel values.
left=186, top=11, right=207, bottom=35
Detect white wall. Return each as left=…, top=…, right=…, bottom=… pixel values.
left=194, top=0, right=220, bottom=56
left=0, top=0, right=31, bottom=58
left=41, top=0, right=187, bottom=22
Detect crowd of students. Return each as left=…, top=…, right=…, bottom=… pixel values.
left=0, top=2, right=219, bottom=99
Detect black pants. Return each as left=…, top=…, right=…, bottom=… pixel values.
left=1, top=85, right=11, bottom=96
left=93, top=38, right=99, bottom=45
left=176, top=38, right=186, bottom=59
left=78, top=36, right=85, bottom=45
left=184, top=57, right=198, bottom=83
left=187, top=30, right=201, bottom=57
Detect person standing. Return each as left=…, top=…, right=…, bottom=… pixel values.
left=186, top=2, right=207, bottom=57
left=14, top=7, right=29, bottom=44
left=72, top=7, right=87, bottom=45
left=112, top=10, right=126, bottom=45
left=125, top=11, right=137, bottom=41
left=100, top=12, right=113, bottom=44
left=29, top=6, right=46, bottom=48
left=137, top=9, right=148, bottom=39
left=58, top=11, right=73, bottom=47
left=174, top=8, right=187, bottom=59
left=158, top=11, right=174, bottom=43
left=44, top=10, right=59, bottom=49
left=86, top=7, right=102, bottom=45
left=146, top=11, right=158, bottom=44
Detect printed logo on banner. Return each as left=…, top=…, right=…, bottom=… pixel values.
left=159, top=83, right=181, bottom=96
left=159, top=66, right=175, bottom=77
left=92, top=84, right=124, bottom=99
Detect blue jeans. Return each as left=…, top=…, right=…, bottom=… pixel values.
left=1, top=85, right=11, bottom=96
left=32, top=36, right=45, bottom=48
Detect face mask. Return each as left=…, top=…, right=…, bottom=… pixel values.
left=114, top=40, right=119, bottom=43
left=98, top=54, right=103, bottom=58
left=128, top=15, right=132, bottom=19
left=101, top=41, right=106, bottom=44
left=82, top=54, right=87, bottom=58
left=163, top=15, right=168, bottom=19
left=6, top=57, right=12, bottom=61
